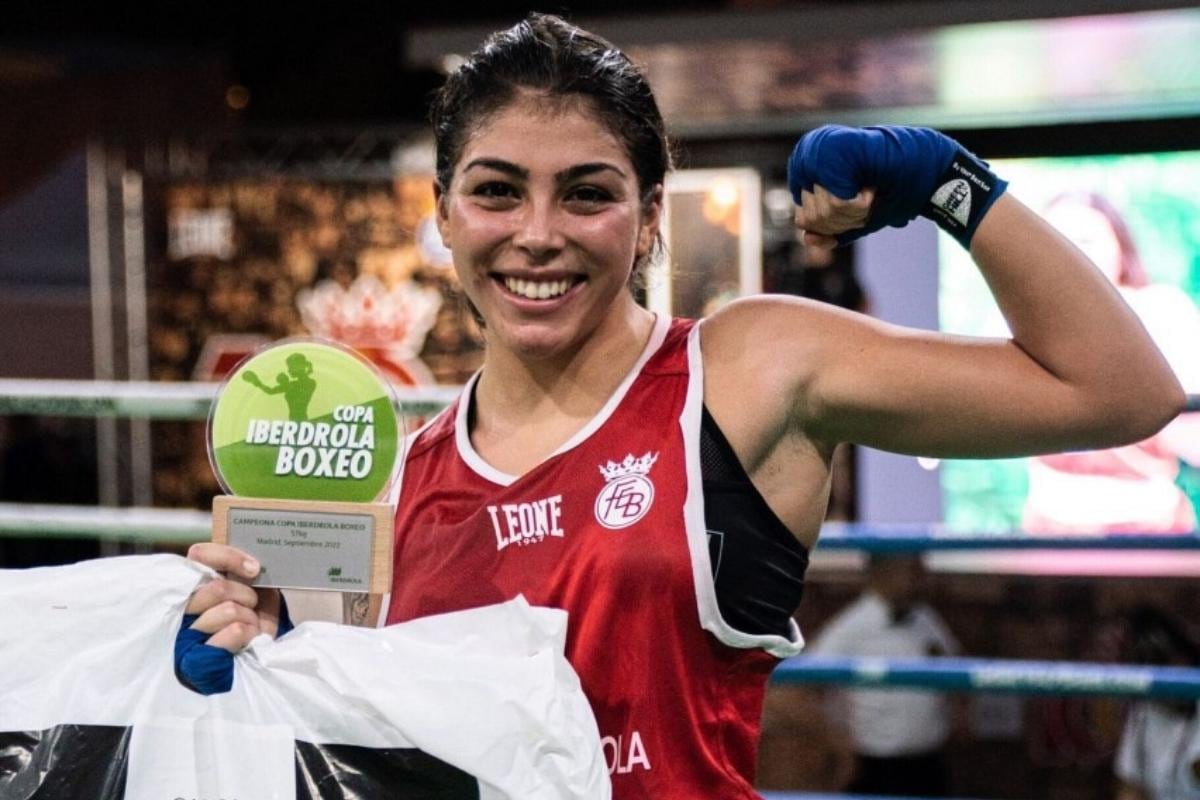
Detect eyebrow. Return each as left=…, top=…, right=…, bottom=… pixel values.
left=461, top=158, right=628, bottom=182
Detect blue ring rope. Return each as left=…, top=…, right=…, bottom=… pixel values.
left=771, top=655, right=1200, bottom=698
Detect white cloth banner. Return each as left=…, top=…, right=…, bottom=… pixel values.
left=0, top=554, right=610, bottom=800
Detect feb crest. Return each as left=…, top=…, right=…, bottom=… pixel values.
left=594, top=452, right=658, bottom=530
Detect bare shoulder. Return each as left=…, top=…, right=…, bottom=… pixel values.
left=699, top=294, right=875, bottom=408
left=701, top=292, right=834, bottom=329
left=702, top=295, right=838, bottom=365
left=698, top=296, right=843, bottom=541
left=698, top=295, right=844, bottom=443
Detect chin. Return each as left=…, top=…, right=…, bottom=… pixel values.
left=482, top=301, right=609, bottom=359
left=501, top=325, right=585, bottom=360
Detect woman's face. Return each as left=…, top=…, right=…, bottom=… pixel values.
left=436, top=93, right=660, bottom=360
left=1045, top=201, right=1123, bottom=285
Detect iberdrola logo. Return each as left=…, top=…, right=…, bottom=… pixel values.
left=207, top=339, right=401, bottom=503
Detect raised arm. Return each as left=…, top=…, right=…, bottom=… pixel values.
left=801, top=192, right=1182, bottom=456
left=705, top=127, right=1185, bottom=460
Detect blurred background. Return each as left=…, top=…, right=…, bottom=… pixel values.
left=3, top=1, right=1200, bottom=796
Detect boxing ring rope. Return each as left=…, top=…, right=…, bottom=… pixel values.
left=0, top=379, right=462, bottom=419
left=3, top=503, right=1198, bottom=550
left=762, top=795, right=955, bottom=800
left=0, top=502, right=210, bottom=543
left=0, top=377, right=1195, bottom=419
left=3, top=378, right=1200, bottom=706
left=774, top=655, right=1200, bottom=699
left=763, top=795, right=987, bottom=800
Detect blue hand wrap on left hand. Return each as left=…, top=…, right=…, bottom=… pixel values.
left=787, top=125, right=1007, bottom=248
left=276, top=595, right=294, bottom=638
left=174, top=614, right=236, bottom=695
left=173, top=595, right=293, bottom=696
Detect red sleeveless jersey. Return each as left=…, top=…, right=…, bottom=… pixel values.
left=385, top=315, right=802, bottom=799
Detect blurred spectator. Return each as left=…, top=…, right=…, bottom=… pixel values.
left=807, top=553, right=960, bottom=796
left=1114, top=605, right=1200, bottom=800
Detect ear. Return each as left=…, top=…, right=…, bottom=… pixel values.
left=636, top=184, right=664, bottom=258
left=434, top=180, right=451, bottom=248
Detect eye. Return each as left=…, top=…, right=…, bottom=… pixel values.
left=471, top=181, right=519, bottom=203
left=565, top=185, right=614, bottom=207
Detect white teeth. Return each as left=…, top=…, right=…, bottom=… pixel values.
left=503, top=276, right=574, bottom=300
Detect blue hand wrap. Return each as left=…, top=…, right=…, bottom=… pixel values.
left=174, top=614, right=236, bottom=695
left=173, top=595, right=293, bottom=695
left=277, top=595, right=295, bottom=637
left=787, top=125, right=1007, bottom=248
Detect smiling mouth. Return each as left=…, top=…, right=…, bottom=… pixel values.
left=498, top=275, right=584, bottom=301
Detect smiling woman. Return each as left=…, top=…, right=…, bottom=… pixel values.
left=434, top=93, right=659, bottom=372
left=179, top=12, right=1187, bottom=799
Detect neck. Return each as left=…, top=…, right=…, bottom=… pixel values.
left=476, top=300, right=656, bottom=422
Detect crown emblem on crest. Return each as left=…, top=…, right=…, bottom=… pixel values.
left=599, top=452, right=658, bottom=482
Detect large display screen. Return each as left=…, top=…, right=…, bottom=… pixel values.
left=938, top=151, right=1200, bottom=537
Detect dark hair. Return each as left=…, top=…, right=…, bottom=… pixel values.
left=1046, top=191, right=1150, bottom=289
left=431, top=13, right=672, bottom=280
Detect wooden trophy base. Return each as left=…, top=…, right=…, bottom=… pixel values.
left=212, top=495, right=393, bottom=595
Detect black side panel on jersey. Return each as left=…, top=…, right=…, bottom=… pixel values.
left=701, top=406, right=809, bottom=638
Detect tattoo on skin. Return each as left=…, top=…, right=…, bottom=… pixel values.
left=343, top=592, right=370, bottom=626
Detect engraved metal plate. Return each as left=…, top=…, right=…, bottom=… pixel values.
left=225, top=506, right=374, bottom=591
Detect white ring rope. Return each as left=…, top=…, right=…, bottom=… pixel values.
left=0, top=379, right=461, bottom=419
left=0, top=502, right=208, bottom=544
left=0, top=379, right=1195, bottom=419
left=1, top=505, right=1196, bottom=548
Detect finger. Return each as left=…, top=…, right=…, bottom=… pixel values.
left=796, top=210, right=840, bottom=238
left=796, top=187, right=844, bottom=236
left=794, top=190, right=823, bottom=232
left=206, top=621, right=263, bottom=653
left=813, top=185, right=867, bottom=224
left=852, top=187, right=876, bottom=211
left=189, top=600, right=261, bottom=635
left=802, top=230, right=839, bottom=251
left=185, top=577, right=260, bottom=615
left=254, top=588, right=283, bottom=637
left=832, top=187, right=874, bottom=227
left=803, top=186, right=871, bottom=234
left=188, top=542, right=261, bottom=580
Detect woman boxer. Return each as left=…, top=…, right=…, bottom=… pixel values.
left=180, top=14, right=1184, bottom=798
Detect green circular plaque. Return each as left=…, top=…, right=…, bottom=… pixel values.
left=208, top=338, right=402, bottom=502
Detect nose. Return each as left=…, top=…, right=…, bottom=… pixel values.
left=512, top=199, right=564, bottom=259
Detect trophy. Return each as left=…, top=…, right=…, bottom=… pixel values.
left=207, top=339, right=402, bottom=595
